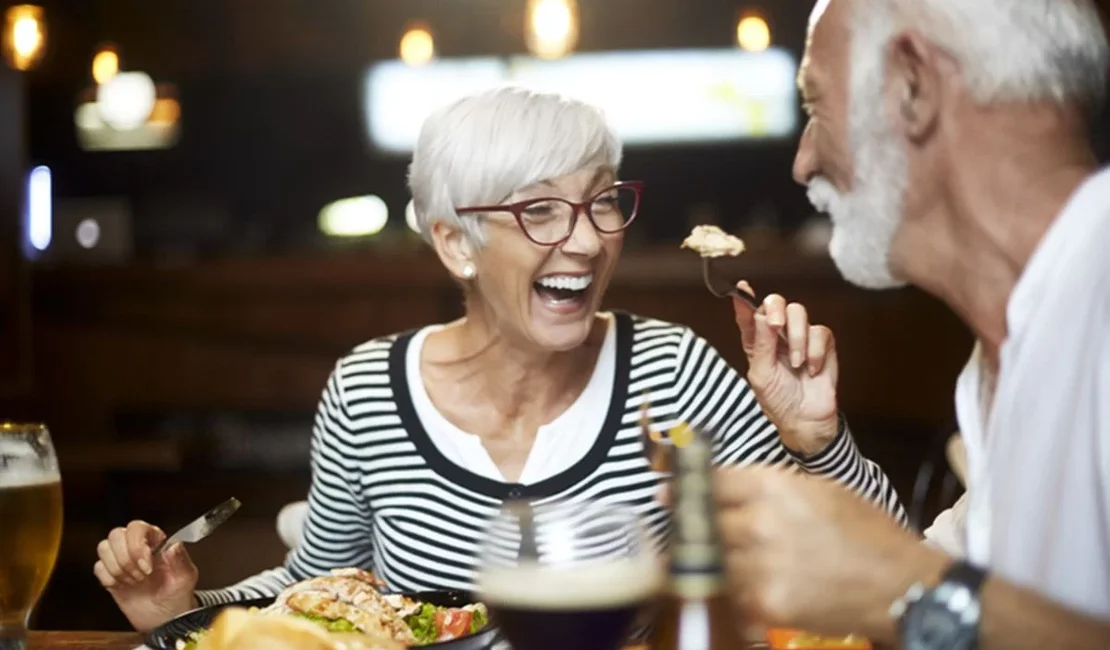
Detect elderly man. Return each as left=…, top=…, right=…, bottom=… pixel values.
left=717, top=0, right=1110, bottom=649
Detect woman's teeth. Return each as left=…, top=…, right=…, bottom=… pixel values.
left=534, top=274, right=593, bottom=306
left=536, top=274, right=593, bottom=291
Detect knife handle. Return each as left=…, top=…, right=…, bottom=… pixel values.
left=152, top=533, right=181, bottom=556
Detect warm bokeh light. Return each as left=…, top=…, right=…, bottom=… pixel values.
left=405, top=199, right=419, bottom=233
left=319, top=196, right=389, bottom=237
left=148, top=97, right=181, bottom=126
left=92, top=48, right=119, bottom=85
left=736, top=13, right=771, bottom=52
left=526, top=0, right=578, bottom=60
left=3, top=5, right=46, bottom=71
left=95, top=70, right=157, bottom=131
left=399, top=25, right=434, bottom=66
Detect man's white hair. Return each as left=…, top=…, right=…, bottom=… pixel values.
left=407, top=86, right=623, bottom=245
left=856, top=0, right=1109, bottom=111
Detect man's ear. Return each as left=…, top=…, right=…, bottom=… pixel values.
left=429, top=219, right=475, bottom=280
left=886, top=29, right=943, bottom=142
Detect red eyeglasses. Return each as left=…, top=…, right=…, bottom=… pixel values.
left=454, top=180, right=644, bottom=246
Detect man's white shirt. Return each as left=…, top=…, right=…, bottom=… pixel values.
left=924, top=167, right=1110, bottom=619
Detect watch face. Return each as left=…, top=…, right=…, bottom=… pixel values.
left=903, top=601, right=975, bottom=650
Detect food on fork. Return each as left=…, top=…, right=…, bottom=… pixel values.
left=177, top=568, right=489, bottom=649
left=680, top=225, right=746, bottom=258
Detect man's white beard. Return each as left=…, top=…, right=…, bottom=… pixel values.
left=806, top=64, right=909, bottom=290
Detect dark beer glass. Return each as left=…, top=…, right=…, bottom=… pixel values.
left=476, top=499, right=662, bottom=650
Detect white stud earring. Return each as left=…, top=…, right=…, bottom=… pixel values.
left=462, top=265, right=476, bottom=279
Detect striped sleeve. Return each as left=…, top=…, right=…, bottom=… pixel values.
left=669, top=329, right=907, bottom=524
left=196, top=361, right=375, bottom=605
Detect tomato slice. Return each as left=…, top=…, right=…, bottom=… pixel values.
left=434, top=609, right=473, bottom=641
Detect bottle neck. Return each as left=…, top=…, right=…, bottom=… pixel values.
left=667, top=435, right=725, bottom=599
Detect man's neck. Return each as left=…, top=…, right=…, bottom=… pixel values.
left=898, top=110, right=1095, bottom=356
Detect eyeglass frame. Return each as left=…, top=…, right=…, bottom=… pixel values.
left=453, top=180, right=645, bottom=246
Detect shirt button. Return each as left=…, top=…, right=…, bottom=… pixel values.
left=507, top=486, right=523, bottom=499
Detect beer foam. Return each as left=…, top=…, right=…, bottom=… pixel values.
left=477, top=556, right=664, bottom=609
left=0, top=467, right=61, bottom=489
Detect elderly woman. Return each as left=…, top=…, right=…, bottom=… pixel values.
left=94, top=87, right=905, bottom=631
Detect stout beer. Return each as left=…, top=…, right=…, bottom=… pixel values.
left=650, top=430, right=748, bottom=650
left=478, top=556, right=662, bottom=650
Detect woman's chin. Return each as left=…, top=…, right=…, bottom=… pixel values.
left=526, top=296, right=599, bottom=351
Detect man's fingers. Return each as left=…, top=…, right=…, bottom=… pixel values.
left=785, top=303, right=809, bottom=369
left=714, top=466, right=772, bottom=506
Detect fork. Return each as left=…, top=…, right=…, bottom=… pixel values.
left=701, top=257, right=789, bottom=343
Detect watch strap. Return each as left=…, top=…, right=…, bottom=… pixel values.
left=942, top=560, right=988, bottom=594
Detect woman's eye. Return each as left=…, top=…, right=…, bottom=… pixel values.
left=593, top=196, right=619, bottom=210
left=522, top=203, right=557, bottom=220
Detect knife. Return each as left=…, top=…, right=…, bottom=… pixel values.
left=152, top=497, right=241, bottom=555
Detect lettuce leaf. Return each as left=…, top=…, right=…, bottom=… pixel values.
left=404, top=603, right=440, bottom=645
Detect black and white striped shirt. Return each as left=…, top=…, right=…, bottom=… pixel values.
left=196, top=312, right=905, bottom=605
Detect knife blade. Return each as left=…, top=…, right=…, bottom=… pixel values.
left=153, top=497, right=241, bottom=555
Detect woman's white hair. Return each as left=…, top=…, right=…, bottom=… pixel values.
left=853, top=0, right=1109, bottom=111
left=407, top=86, right=623, bottom=245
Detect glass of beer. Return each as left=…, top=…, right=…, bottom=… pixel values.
left=476, top=499, right=663, bottom=650
left=0, top=423, right=63, bottom=650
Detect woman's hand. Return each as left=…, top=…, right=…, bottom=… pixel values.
left=733, top=281, right=839, bottom=457
left=93, top=520, right=200, bottom=631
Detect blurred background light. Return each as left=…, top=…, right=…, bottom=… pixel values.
left=736, top=11, right=771, bottom=52
left=96, top=71, right=157, bottom=131
left=3, top=4, right=45, bottom=71
left=526, top=0, right=578, bottom=60
left=91, top=46, right=119, bottom=85
left=400, top=23, right=435, bottom=66
left=319, top=195, right=389, bottom=237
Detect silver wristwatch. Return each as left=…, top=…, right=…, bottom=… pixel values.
left=889, top=560, right=988, bottom=650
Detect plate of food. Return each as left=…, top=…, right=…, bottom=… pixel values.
left=144, top=569, right=495, bottom=650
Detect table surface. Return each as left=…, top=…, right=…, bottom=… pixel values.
left=27, top=632, right=141, bottom=650
left=26, top=633, right=658, bottom=650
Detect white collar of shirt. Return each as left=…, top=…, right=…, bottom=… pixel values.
left=406, top=314, right=617, bottom=485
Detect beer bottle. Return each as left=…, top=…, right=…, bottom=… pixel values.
left=650, top=425, right=748, bottom=650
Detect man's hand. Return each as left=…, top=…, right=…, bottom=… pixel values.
left=714, top=465, right=948, bottom=641
left=733, top=281, right=840, bottom=456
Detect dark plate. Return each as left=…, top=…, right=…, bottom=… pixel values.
left=143, top=590, right=499, bottom=650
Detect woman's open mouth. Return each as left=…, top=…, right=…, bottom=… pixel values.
left=533, top=273, right=593, bottom=313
